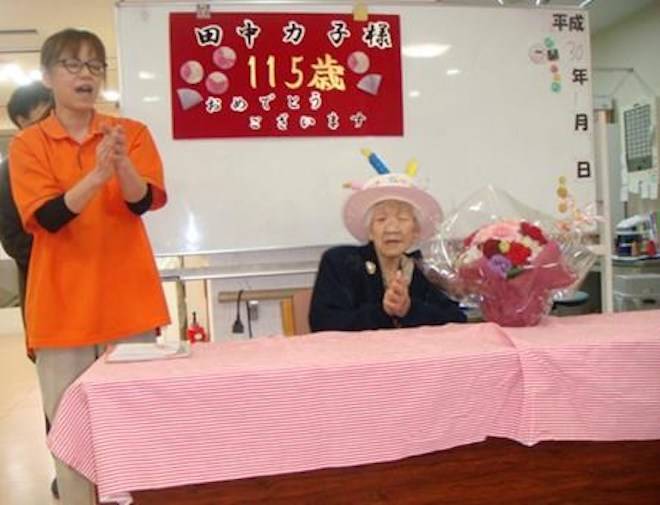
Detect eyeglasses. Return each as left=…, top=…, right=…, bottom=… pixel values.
left=57, top=58, right=107, bottom=76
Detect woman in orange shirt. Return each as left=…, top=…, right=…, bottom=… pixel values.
left=9, top=28, right=170, bottom=505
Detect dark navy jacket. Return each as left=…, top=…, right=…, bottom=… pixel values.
left=0, top=159, right=31, bottom=271
left=0, top=159, right=31, bottom=314
left=309, top=242, right=466, bottom=332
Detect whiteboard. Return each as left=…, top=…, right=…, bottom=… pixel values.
left=116, top=3, right=595, bottom=255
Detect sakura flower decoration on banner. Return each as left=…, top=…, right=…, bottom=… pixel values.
left=423, top=186, right=596, bottom=327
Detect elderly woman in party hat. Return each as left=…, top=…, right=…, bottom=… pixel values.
left=309, top=152, right=466, bottom=332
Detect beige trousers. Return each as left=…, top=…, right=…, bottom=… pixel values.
left=36, top=331, right=156, bottom=505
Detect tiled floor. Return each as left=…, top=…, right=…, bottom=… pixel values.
left=0, top=330, right=59, bottom=504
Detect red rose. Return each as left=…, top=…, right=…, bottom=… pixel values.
left=482, top=239, right=501, bottom=258
left=506, top=242, right=532, bottom=266
left=520, top=221, right=547, bottom=245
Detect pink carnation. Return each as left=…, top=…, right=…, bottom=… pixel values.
left=472, top=220, right=519, bottom=244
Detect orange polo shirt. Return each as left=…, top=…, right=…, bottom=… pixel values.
left=9, top=112, right=170, bottom=349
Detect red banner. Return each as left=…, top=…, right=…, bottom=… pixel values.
left=169, top=12, right=402, bottom=139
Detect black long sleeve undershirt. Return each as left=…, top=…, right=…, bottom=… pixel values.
left=34, top=195, right=76, bottom=233
left=35, top=184, right=153, bottom=233
left=126, top=184, right=153, bottom=215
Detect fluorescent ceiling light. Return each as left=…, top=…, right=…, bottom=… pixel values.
left=402, top=44, right=451, bottom=58
left=446, top=68, right=461, bottom=76
left=102, top=90, right=120, bottom=102
left=0, top=63, right=40, bottom=86
left=409, top=90, right=421, bottom=98
left=138, top=71, right=155, bottom=79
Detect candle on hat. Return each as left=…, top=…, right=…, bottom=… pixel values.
left=360, top=148, right=390, bottom=175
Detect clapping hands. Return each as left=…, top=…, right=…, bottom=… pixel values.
left=94, top=123, right=129, bottom=182
left=383, top=270, right=411, bottom=318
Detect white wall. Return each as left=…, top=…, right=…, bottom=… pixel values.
left=205, top=246, right=323, bottom=340
left=214, top=298, right=288, bottom=342
left=591, top=0, right=660, bottom=218
left=592, top=1, right=660, bottom=104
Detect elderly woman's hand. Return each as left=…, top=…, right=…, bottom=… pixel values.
left=383, top=271, right=411, bottom=318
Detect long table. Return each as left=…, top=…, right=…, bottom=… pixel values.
left=48, top=311, right=660, bottom=504
left=130, top=438, right=660, bottom=505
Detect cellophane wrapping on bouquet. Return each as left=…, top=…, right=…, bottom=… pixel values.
left=423, top=186, right=597, bottom=327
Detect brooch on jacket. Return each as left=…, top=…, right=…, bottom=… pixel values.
left=365, top=261, right=377, bottom=275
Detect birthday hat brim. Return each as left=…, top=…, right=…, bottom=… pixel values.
left=343, top=185, right=443, bottom=243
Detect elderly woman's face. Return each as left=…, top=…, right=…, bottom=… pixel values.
left=368, top=200, right=420, bottom=259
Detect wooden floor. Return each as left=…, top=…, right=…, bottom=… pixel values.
left=134, top=437, right=660, bottom=505
left=0, top=327, right=58, bottom=505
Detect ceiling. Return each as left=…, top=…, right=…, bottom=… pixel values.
left=0, top=0, right=656, bottom=132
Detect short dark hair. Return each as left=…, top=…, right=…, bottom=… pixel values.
left=40, top=28, right=106, bottom=70
left=7, top=81, right=52, bottom=128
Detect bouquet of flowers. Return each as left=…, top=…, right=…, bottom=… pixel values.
left=424, top=186, right=596, bottom=327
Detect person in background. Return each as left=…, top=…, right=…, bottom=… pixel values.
left=0, top=81, right=60, bottom=499
left=309, top=172, right=466, bottom=332
left=0, top=82, right=51, bottom=328
left=9, top=28, right=170, bottom=505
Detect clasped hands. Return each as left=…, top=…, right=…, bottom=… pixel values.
left=93, top=124, right=130, bottom=183
left=383, top=270, right=411, bottom=318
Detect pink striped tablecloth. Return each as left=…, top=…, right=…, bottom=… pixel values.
left=49, top=322, right=522, bottom=499
left=503, top=310, right=660, bottom=445
left=48, top=311, right=660, bottom=501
